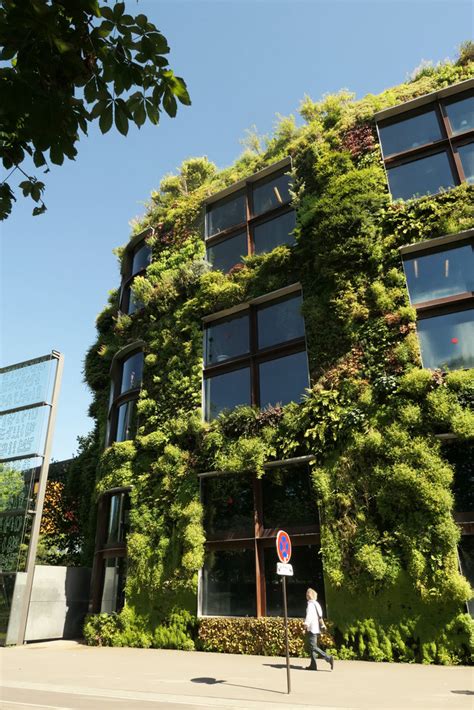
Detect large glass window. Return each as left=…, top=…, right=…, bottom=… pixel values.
left=206, top=191, right=246, bottom=237
left=379, top=109, right=442, bottom=157
left=131, top=243, right=152, bottom=276
left=115, top=400, right=137, bottom=443
left=120, top=235, right=152, bottom=315
left=202, top=548, right=256, bottom=616
left=108, top=349, right=143, bottom=445
left=120, top=351, right=143, bottom=394
left=403, top=244, right=474, bottom=304
left=106, top=492, right=130, bottom=544
left=386, top=152, right=455, bottom=201
left=206, top=231, right=248, bottom=273
left=252, top=172, right=292, bottom=216
left=458, top=142, right=474, bottom=184
left=203, top=290, right=308, bottom=421
left=443, top=441, right=474, bottom=513
left=376, top=87, right=474, bottom=201
left=445, top=96, right=474, bottom=136
left=100, top=557, right=126, bottom=614
left=417, top=309, right=474, bottom=370
left=458, top=536, right=474, bottom=618
left=253, top=211, right=296, bottom=255
left=200, top=462, right=324, bottom=618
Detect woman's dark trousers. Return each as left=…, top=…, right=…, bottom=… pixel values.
left=307, top=632, right=331, bottom=670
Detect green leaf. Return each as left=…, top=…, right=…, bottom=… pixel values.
left=114, top=103, right=129, bottom=136
left=32, top=204, right=47, bottom=217
left=99, top=5, right=114, bottom=20
left=19, top=180, right=32, bottom=197
left=134, top=102, right=146, bottom=128
left=99, top=103, right=113, bottom=133
left=33, top=150, right=46, bottom=168
left=145, top=100, right=159, bottom=125
left=84, top=80, right=98, bottom=103
left=171, top=76, right=191, bottom=106
left=50, top=144, right=64, bottom=165
left=151, top=32, right=169, bottom=54
left=163, top=89, right=177, bottom=118
left=90, top=100, right=107, bottom=119
left=135, top=14, right=148, bottom=28
left=113, top=2, right=125, bottom=20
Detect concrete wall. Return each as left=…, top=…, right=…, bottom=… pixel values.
left=6, top=565, right=90, bottom=645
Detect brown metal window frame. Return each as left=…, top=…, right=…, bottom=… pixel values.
left=376, top=88, right=474, bottom=199
left=203, top=288, right=308, bottom=416
left=119, top=229, right=153, bottom=315
left=199, top=457, right=320, bottom=617
left=107, top=344, right=145, bottom=447
left=204, top=160, right=294, bottom=270
left=90, top=487, right=131, bottom=613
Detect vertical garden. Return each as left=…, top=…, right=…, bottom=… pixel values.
left=81, top=53, right=474, bottom=663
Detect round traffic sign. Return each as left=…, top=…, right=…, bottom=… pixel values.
left=276, top=530, right=292, bottom=563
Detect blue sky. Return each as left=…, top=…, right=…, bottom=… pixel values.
left=1, top=0, right=472, bottom=461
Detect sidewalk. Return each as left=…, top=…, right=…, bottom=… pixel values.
left=0, top=640, right=472, bottom=710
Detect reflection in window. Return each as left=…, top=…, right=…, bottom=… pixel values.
left=253, top=211, right=296, bottom=255
left=206, top=231, right=248, bottom=273
left=106, top=492, right=130, bottom=544
left=202, top=548, right=256, bottom=616
left=387, top=152, right=455, bottom=201
left=445, top=96, right=474, bottom=136
left=205, top=314, right=250, bottom=365
left=204, top=367, right=251, bottom=420
left=252, top=173, right=292, bottom=216
left=120, top=352, right=144, bottom=394
left=257, top=294, right=305, bottom=349
left=202, top=474, right=254, bottom=537
left=264, top=545, right=325, bottom=617
left=259, top=351, right=309, bottom=408
left=127, top=288, right=143, bottom=315
left=379, top=110, right=442, bottom=157
left=206, top=192, right=247, bottom=237
left=442, top=441, right=474, bottom=512
left=131, top=243, right=152, bottom=276
left=458, top=142, right=474, bottom=184
left=458, top=536, right=474, bottom=618
left=115, top=400, right=137, bottom=443
left=403, top=245, right=474, bottom=304
left=417, top=309, right=474, bottom=370
left=100, top=557, right=126, bottom=613
left=262, top=465, right=317, bottom=529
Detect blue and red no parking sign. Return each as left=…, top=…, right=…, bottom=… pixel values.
left=276, top=530, right=292, bottom=564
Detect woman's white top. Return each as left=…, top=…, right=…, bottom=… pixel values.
left=304, top=600, right=323, bottom=634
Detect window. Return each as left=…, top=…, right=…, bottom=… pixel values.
left=205, top=160, right=295, bottom=273
left=200, top=460, right=324, bottom=618
left=107, top=348, right=144, bottom=445
left=458, top=536, right=474, bottom=618
left=119, top=232, right=152, bottom=314
left=442, top=440, right=474, bottom=513
left=376, top=86, right=474, bottom=200
left=91, top=489, right=130, bottom=614
left=203, top=288, right=309, bottom=421
left=401, top=230, right=474, bottom=372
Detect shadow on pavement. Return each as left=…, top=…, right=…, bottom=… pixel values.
left=263, top=663, right=331, bottom=672
left=191, top=676, right=284, bottom=695
left=451, top=690, right=474, bottom=695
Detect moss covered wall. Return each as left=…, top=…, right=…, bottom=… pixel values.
left=82, top=56, right=474, bottom=663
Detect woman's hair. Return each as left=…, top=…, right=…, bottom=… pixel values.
left=306, top=588, right=318, bottom=600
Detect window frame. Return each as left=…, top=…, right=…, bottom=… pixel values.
left=204, top=158, right=294, bottom=272
left=202, top=284, right=309, bottom=420
left=198, top=456, right=322, bottom=618
left=106, top=343, right=145, bottom=446
left=119, top=228, right=153, bottom=315
left=376, top=84, right=474, bottom=200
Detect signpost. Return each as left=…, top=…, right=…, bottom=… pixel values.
left=276, top=530, right=293, bottom=695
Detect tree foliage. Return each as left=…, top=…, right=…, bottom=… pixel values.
left=0, top=0, right=190, bottom=219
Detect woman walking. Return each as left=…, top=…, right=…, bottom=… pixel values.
left=304, top=588, right=334, bottom=671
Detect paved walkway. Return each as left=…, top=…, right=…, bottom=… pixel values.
left=0, top=641, right=472, bottom=710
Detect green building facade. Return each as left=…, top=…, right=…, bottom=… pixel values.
left=82, top=57, right=474, bottom=664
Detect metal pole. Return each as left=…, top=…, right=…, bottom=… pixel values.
left=282, top=575, right=291, bottom=694
left=16, top=352, right=64, bottom=645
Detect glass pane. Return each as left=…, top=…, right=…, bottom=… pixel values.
left=106, top=493, right=130, bottom=544
left=202, top=548, right=256, bottom=616
left=120, top=352, right=143, bottom=394
left=206, top=192, right=246, bottom=237
left=458, top=536, right=474, bottom=618
left=403, top=245, right=474, bottom=304
left=0, top=572, right=16, bottom=645
left=445, top=96, right=474, bottom=136
left=417, top=309, right=474, bottom=370
left=0, top=357, right=54, bottom=412
left=115, top=400, right=137, bottom=443
left=253, top=211, right=296, bottom=255
left=387, top=152, right=455, bottom=201
left=259, top=351, right=309, bottom=408
left=264, top=544, right=325, bottom=618
left=202, top=473, right=254, bottom=537
left=204, top=313, right=249, bottom=365
left=206, top=231, right=248, bottom=273
left=204, top=367, right=251, bottom=421
left=131, top=243, right=151, bottom=276
left=379, top=110, right=442, bottom=157
left=458, top=142, right=474, bottom=184
left=442, top=441, right=474, bottom=512
left=127, top=287, right=143, bottom=315
left=100, top=557, right=126, bottom=613
left=262, top=464, right=317, bottom=529
left=0, top=463, right=35, bottom=573
left=252, top=173, right=292, bottom=216
left=257, top=294, right=305, bottom=350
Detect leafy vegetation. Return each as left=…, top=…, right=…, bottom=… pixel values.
left=81, top=51, right=474, bottom=663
